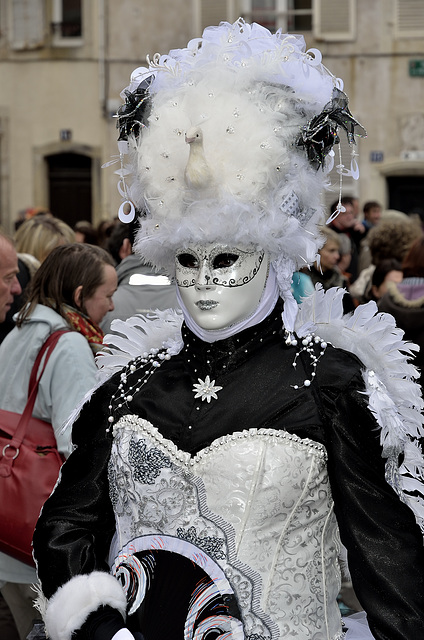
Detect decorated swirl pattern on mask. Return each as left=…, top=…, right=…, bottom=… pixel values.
left=176, top=244, right=265, bottom=288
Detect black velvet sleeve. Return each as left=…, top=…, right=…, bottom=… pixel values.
left=76, top=606, right=126, bottom=640
left=315, top=354, right=424, bottom=640
left=33, top=376, right=127, bottom=640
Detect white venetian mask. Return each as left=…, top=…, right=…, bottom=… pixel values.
left=175, top=243, right=269, bottom=330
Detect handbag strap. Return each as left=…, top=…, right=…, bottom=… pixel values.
left=0, top=330, right=70, bottom=473
left=28, top=330, right=70, bottom=397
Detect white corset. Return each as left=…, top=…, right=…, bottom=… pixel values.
left=108, top=416, right=344, bottom=640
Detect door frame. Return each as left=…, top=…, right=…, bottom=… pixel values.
left=33, top=142, right=102, bottom=224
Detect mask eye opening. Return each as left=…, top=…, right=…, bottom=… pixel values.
left=212, top=253, right=239, bottom=269
left=177, top=253, right=198, bottom=268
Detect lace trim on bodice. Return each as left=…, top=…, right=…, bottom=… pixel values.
left=111, top=415, right=328, bottom=465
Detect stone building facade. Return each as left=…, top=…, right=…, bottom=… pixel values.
left=0, top=0, right=423, bottom=232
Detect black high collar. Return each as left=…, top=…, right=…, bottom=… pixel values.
left=180, top=300, right=285, bottom=379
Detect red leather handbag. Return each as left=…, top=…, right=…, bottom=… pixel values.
left=0, top=330, right=69, bottom=566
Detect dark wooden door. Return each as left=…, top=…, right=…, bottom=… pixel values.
left=387, top=175, right=424, bottom=218
left=47, top=153, right=92, bottom=227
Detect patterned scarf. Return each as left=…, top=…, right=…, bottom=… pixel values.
left=63, top=306, right=105, bottom=355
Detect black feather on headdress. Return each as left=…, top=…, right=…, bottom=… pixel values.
left=297, top=88, right=366, bottom=170
left=117, top=75, right=153, bottom=142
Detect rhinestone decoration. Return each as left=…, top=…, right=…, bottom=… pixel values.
left=279, top=191, right=300, bottom=218
left=193, top=375, right=223, bottom=403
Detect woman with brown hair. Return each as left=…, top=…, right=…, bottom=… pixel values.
left=0, top=243, right=117, bottom=640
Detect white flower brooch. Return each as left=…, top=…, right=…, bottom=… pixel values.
left=193, top=375, right=223, bottom=403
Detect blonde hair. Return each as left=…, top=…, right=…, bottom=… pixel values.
left=318, top=226, right=341, bottom=250
left=14, top=215, right=75, bottom=263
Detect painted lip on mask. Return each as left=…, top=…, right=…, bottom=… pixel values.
left=195, top=300, right=219, bottom=310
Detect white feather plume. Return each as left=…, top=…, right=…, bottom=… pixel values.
left=61, top=310, right=184, bottom=434
left=295, top=285, right=424, bottom=533
left=97, top=309, right=184, bottom=381
left=124, top=20, right=343, bottom=278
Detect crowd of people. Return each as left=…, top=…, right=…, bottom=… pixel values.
left=1, top=191, right=424, bottom=640
left=285, top=197, right=422, bottom=323
left=0, top=17, right=424, bottom=640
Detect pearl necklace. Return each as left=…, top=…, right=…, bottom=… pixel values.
left=107, top=346, right=172, bottom=431
left=285, top=330, right=328, bottom=389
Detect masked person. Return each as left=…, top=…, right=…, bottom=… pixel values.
left=33, top=20, right=424, bottom=640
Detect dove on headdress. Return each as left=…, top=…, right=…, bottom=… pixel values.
left=184, top=126, right=214, bottom=190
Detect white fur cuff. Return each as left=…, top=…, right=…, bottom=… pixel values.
left=44, top=571, right=127, bottom=640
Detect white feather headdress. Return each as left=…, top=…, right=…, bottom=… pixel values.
left=112, top=19, right=365, bottom=288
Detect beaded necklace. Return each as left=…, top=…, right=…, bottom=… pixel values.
left=285, top=329, right=328, bottom=389
left=107, top=346, right=172, bottom=431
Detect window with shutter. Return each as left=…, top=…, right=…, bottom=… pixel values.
left=314, top=0, right=356, bottom=42
left=52, top=0, right=83, bottom=47
left=395, top=0, right=424, bottom=38
left=0, top=3, right=4, bottom=45
left=10, top=0, right=45, bottom=50
left=239, top=0, right=312, bottom=33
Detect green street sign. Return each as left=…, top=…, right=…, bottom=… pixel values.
left=409, top=60, right=424, bottom=77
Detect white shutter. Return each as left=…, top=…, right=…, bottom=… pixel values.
left=314, top=0, right=356, bottom=42
left=10, top=0, right=45, bottom=50
left=395, top=0, right=424, bottom=38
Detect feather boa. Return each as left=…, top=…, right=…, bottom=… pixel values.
left=295, top=285, right=424, bottom=533
left=98, top=309, right=184, bottom=379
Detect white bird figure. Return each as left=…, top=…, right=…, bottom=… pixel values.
left=184, top=126, right=214, bottom=189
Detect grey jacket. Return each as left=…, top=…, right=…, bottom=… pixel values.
left=0, top=304, right=98, bottom=583
left=101, top=255, right=178, bottom=334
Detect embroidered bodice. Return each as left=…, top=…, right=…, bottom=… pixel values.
left=108, top=417, right=343, bottom=640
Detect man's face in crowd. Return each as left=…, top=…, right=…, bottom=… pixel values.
left=0, top=237, right=21, bottom=322
left=366, top=206, right=382, bottom=226
left=332, top=203, right=355, bottom=230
